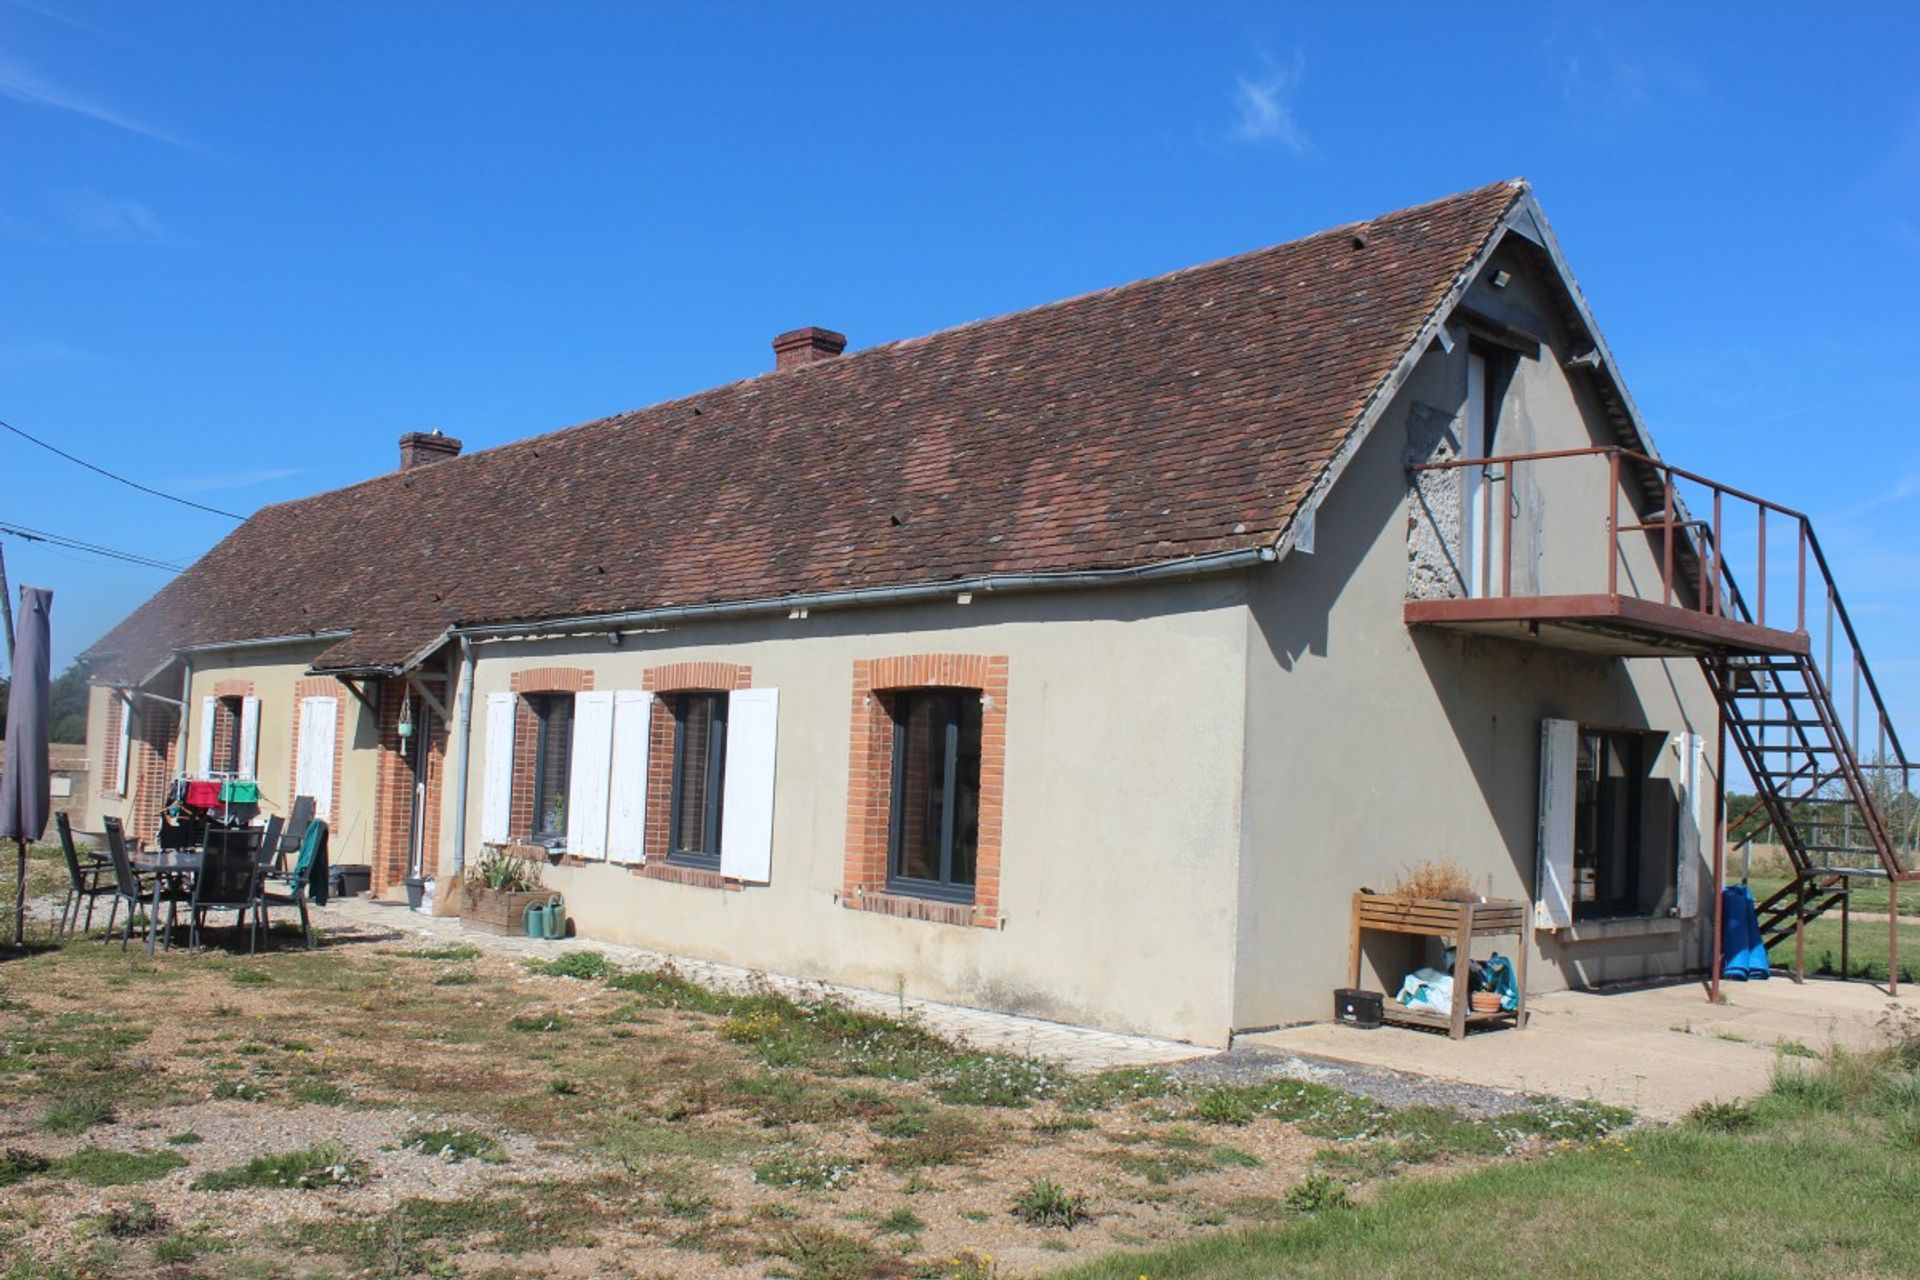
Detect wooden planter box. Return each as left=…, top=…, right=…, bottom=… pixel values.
left=461, top=884, right=547, bottom=935
left=1348, top=893, right=1529, bottom=1039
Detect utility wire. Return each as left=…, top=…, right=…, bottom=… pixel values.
left=0, top=521, right=185, bottom=573
left=0, top=415, right=246, bottom=521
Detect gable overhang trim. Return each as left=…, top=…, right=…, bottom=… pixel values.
left=1268, top=185, right=1666, bottom=560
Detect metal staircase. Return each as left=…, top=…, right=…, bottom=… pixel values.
left=1700, top=527, right=1914, bottom=972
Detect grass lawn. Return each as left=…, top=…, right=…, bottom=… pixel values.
left=1748, top=874, right=1917, bottom=922
left=0, top=914, right=1628, bottom=1280
left=1765, top=915, right=1920, bottom=984
left=1059, top=1027, right=1920, bottom=1280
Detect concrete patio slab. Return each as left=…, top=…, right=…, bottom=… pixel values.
left=1241, top=977, right=1920, bottom=1120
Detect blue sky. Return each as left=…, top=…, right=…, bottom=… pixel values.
left=3, top=2, right=1919, bottom=732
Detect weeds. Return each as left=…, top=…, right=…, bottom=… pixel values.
left=753, top=1148, right=860, bottom=1191
left=1011, top=1175, right=1090, bottom=1229
left=527, top=951, right=613, bottom=981
left=1284, top=1172, right=1352, bottom=1213
left=40, top=1095, right=115, bottom=1135
left=402, top=1126, right=505, bottom=1163
left=191, top=1143, right=367, bottom=1191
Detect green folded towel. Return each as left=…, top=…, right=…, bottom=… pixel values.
left=219, top=779, right=261, bottom=804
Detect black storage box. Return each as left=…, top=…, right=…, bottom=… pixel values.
left=329, top=865, right=372, bottom=899
left=1334, top=987, right=1384, bottom=1028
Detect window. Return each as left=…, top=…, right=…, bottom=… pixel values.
left=887, top=690, right=983, bottom=902
left=529, top=694, right=574, bottom=844
left=1572, top=728, right=1677, bottom=921
left=215, top=696, right=244, bottom=774
left=668, top=692, right=728, bottom=868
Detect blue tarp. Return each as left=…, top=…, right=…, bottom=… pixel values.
left=1720, top=883, right=1773, bottom=980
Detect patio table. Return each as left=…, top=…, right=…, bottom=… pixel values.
left=131, top=848, right=200, bottom=956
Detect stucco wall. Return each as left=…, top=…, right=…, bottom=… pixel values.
left=1232, top=240, right=1724, bottom=1030
left=173, top=648, right=380, bottom=867
left=445, top=580, right=1251, bottom=1045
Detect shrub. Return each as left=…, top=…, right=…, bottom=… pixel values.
left=1284, top=1172, right=1353, bottom=1213
left=1010, top=1175, right=1090, bottom=1229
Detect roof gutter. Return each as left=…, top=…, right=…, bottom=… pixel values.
left=448, top=543, right=1281, bottom=643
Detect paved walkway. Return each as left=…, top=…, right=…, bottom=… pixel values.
left=1245, top=977, right=1920, bottom=1121
left=314, top=896, right=1206, bottom=1071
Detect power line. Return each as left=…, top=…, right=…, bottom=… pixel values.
left=0, top=415, right=246, bottom=521
left=0, top=521, right=185, bottom=573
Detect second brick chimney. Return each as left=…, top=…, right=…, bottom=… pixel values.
left=773, top=326, right=847, bottom=371
left=399, top=429, right=462, bottom=470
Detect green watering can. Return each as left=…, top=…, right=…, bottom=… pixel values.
left=524, top=895, right=565, bottom=939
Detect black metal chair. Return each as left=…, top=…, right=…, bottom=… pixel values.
left=102, top=816, right=191, bottom=951
left=55, top=812, right=114, bottom=938
left=191, top=825, right=267, bottom=952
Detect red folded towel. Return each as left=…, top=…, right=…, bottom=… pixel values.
left=184, top=780, right=223, bottom=808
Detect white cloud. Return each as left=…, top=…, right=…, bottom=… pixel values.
left=0, top=51, right=185, bottom=147
left=49, top=187, right=170, bottom=243
left=1229, top=50, right=1311, bottom=152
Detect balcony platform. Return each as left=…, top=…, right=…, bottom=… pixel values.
left=1404, top=593, right=1810, bottom=659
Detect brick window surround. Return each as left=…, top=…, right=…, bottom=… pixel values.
left=287, top=676, right=349, bottom=822
left=208, top=678, right=252, bottom=776
left=844, top=654, right=1008, bottom=927
left=507, top=668, right=594, bottom=847
left=634, top=661, right=753, bottom=890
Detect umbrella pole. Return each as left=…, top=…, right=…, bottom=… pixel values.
left=12, top=837, right=24, bottom=947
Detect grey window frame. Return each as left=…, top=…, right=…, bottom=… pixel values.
left=528, top=693, right=572, bottom=845
left=667, top=691, right=728, bottom=870
left=885, top=689, right=980, bottom=905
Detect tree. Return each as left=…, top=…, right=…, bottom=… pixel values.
left=47, top=664, right=88, bottom=744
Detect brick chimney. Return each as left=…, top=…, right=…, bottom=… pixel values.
left=773, top=326, right=847, bottom=371
left=398, top=430, right=462, bottom=470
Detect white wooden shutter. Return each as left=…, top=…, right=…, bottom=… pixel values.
left=113, top=696, right=132, bottom=795
left=1676, top=730, right=1706, bottom=919
left=566, top=690, right=615, bottom=858
left=1535, top=718, right=1578, bottom=930
left=719, top=688, right=778, bottom=883
left=196, top=696, right=216, bottom=776
left=607, top=690, right=653, bottom=863
left=480, top=691, right=515, bottom=843
left=238, top=696, right=261, bottom=781
left=296, top=695, right=338, bottom=820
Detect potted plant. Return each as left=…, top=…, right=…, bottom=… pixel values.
left=458, top=843, right=548, bottom=934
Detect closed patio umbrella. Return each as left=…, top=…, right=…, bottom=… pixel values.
left=0, top=586, right=52, bottom=946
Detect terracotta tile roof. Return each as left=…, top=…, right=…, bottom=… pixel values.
left=84, top=180, right=1524, bottom=680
